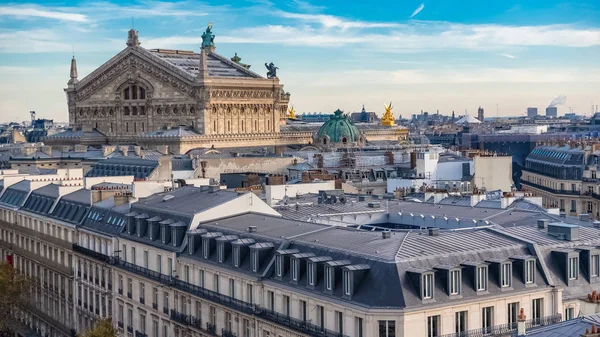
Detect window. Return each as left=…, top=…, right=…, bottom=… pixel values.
left=127, top=278, right=132, bottom=298
left=143, top=251, right=149, bottom=268
left=378, top=320, right=396, bottom=337
left=291, top=258, right=299, bottom=281
left=355, top=317, right=364, bottom=337
left=199, top=270, right=205, bottom=287
left=267, top=290, right=274, bottom=310
left=214, top=274, right=220, bottom=293
left=218, top=244, right=224, bottom=263
left=283, top=295, right=290, bottom=316
left=455, top=311, right=467, bottom=333
left=152, top=320, right=159, bottom=337
left=229, top=278, right=235, bottom=298
left=508, top=302, right=519, bottom=327
left=335, top=311, right=343, bottom=334
left=565, top=307, right=575, bottom=320
left=526, top=260, right=535, bottom=283
left=299, top=300, right=307, bottom=321
left=247, top=284, right=253, bottom=304
left=307, top=262, right=315, bottom=286
left=233, top=246, right=240, bottom=267
left=157, top=254, right=162, bottom=274
left=139, top=313, right=146, bottom=333
left=449, top=270, right=460, bottom=295
left=153, top=287, right=158, bottom=307
left=569, top=256, right=579, bottom=280
left=127, top=307, right=133, bottom=329
left=131, top=247, right=136, bottom=264
left=427, top=315, right=440, bottom=337
left=422, top=273, right=433, bottom=299
left=501, top=263, right=512, bottom=288
left=167, top=258, right=173, bottom=276
left=251, top=250, right=259, bottom=272
left=532, top=298, right=543, bottom=323
left=203, top=240, right=210, bottom=259
left=210, top=306, right=216, bottom=325
left=162, top=325, right=168, bottom=337
left=325, top=266, right=333, bottom=291
left=243, top=319, right=250, bottom=337
left=343, top=270, right=352, bottom=296
left=140, top=282, right=145, bottom=303
left=482, top=307, right=493, bottom=333
left=275, top=255, right=283, bottom=277
left=592, top=255, right=599, bottom=277
left=476, top=266, right=488, bottom=291
left=571, top=200, right=577, bottom=212
left=184, top=265, right=190, bottom=282
left=163, top=292, right=169, bottom=311
left=316, top=305, right=325, bottom=329
left=118, top=304, right=124, bottom=325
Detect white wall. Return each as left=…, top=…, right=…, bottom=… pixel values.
left=416, top=152, right=438, bottom=179
left=436, top=160, right=472, bottom=181
left=132, top=181, right=165, bottom=199
left=265, top=181, right=336, bottom=206
left=473, top=156, right=513, bottom=192
left=181, top=178, right=210, bottom=187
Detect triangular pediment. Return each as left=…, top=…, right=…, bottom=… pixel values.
left=75, top=47, right=197, bottom=102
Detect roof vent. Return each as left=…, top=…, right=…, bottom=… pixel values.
left=358, top=196, right=367, bottom=202
left=593, top=221, right=600, bottom=229
left=248, top=226, right=257, bottom=233
left=537, top=219, right=549, bottom=229
left=548, top=223, right=579, bottom=241
left=382, top=231, right=391, bottom=239
left=428, top=228, right=440, bottom=236
left=368, top=202, right=380, bottom=208
left=162, top=195, right=175, bottom=202
left=580, top=214, right=590, bottom=222
left=559, top=211, right=566, bottom=218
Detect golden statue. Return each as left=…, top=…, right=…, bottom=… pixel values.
left=287, top=105, right=296, bottom=119
left=382, top=102, right=395, bottom=126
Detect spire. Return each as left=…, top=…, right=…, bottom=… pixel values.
left=68, top=56, right=78, bottom=85
left=126, top=29, right=140, bottom=47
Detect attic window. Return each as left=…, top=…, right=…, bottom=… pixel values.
left=568, top=256, right=578, bottom=280
left=526, top=259, right=535, bottom=283
left=422, top=273, right=434, bottom=299
left=251, top=250, right=259, bottom=273
left=325, top=266, right=333, bottom=291
left=343, top=270, right=351, bottom=296
left=449, top=270, right=460, bottom=295
left=203, top=240, right=210, bottom=259
left=218, top=243, right=224, bottom=263
left=307, top=262, right=315, bottom=286
left=501, top=263, right=512, bottom=288
left=291, top=258, right=299, bottom=281
left=476, top=266, right=488, bottom=291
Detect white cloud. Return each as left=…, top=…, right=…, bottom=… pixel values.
left=277, top=11, right=400, bottom=29
left=498, top=53, right=516, bottom=59
left=410, top=3, right=425, bottom=19
left=82, top=1, right=210, bottom=19
left=291, top=0, right=326, bottom=13
left=0, top=5, right=87, bottom=22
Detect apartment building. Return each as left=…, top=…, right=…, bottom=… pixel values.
left=5, top=176, right=600, bottom=336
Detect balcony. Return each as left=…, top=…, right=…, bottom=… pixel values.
left=118, top=322, right=124, bottom=329
left=135, top=331, right=148, bottom=337
left=206, top=323, right=217, bottom=334
left=520, top=179, right=581, bottom=196
left=1, top=239, right=72, bottom=275
left=222, top=329, right=236, bottom=337
left=127, top=326, right=133, bottom=333
left=163, top=307, right=169, bottom=315
left=118, top=288, right=123, bottom=295
left=152, top=303, right=158, bottom=310
left=127, top=292, right=132, bottom=299
left=170, top=309, right=202, bottom=329
left=1, top=220, right=72, bottom=250
left=73, top=244, right=349, bottom=337
left=439, top=314, right=561, bottom=337
left=140, top=297, right=145, bottom=304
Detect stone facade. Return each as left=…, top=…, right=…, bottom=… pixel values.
left=64, top=29, right=290, bottom=140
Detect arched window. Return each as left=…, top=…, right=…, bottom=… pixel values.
left=123, top=85, right=146, bottom=100
left=342, top=137, right=348, bottom=144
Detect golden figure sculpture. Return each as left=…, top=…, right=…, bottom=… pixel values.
left=382, top=102, right=395, bottom=126
left=287, top=105, right=296, bottom=119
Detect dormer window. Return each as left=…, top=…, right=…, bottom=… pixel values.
left=275, top=255, right=283, bottom=277
left=203, top=240, right=210, bottom=259
left=218, top=243, right=224, bottom=263
left=325, top=266, right=333, bottom=291
left=526, top=260, right=535, bottom=283
left=422, top=273, right=434, bottom=299
left=188, top=239, right=194, bottom=255
left=476, top=266, right=488, bottom=291
left=449, top=270, right=460, bottom=295
left=568, top=256, right=579, bottom=280
left=291, top=258, right=299, bottom=281
left=307, top=262, right=315, bottom=286
left=501, top=263, right=512, bottom=288
left=592, top=255, right=599, bottom=277
left=233, top=246, right=240, bottom=267
left=251, top=250, right=259, bottom=273
left=343, top=270, right=351, bottom=296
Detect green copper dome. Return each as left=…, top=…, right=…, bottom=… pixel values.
left=315, top=109, right=361, bottom=145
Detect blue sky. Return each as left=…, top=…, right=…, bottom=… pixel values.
left=0, top=0, right=599, bottom=122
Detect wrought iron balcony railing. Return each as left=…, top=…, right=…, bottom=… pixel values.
left=520, top=179, right=581, bottom=196
left=222, top=328, right=236, bottom=337
left=135, top=331, right=148, bottom=337
left=439, top=314, right=562, bottom=337
left=73, top=244, right=349, bottom=337
left=170, top=309, right=202, bottom=330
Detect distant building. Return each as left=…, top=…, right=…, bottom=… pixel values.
left=477, top=106, right=484, bottom=122
left=527, top=107, right=538, bottom=117
left=350, top=105, right=378, bottom=123
left=546, top=107, right=558, bottom=117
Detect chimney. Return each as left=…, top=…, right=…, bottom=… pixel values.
left=119, top=146, right=129, bottom=157
left=517, top=308, right=526, bottom=337
left=382, top=231, right=391, bottom=239
left=428, top=228, right=440, bottom=236
left=41, top=146, right=52, bottom=157
left=134, top=146, right=142, bottom=157
left=537, top=219, right=549, bottom=229
left=102, top=145, right=116, bottom=157
left=248, top=226, right=257, bottom=233
left=580, top=324, right=600, bottom=337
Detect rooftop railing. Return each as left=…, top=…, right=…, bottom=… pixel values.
left=439, top=314, right=561, bottom=337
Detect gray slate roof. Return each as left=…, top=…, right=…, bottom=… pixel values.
left=525, top=314, right=600, bottom=336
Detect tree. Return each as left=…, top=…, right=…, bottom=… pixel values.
left=78, top=318, right=118, bottom=337
left=0, top=261, right=34, bottom=336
